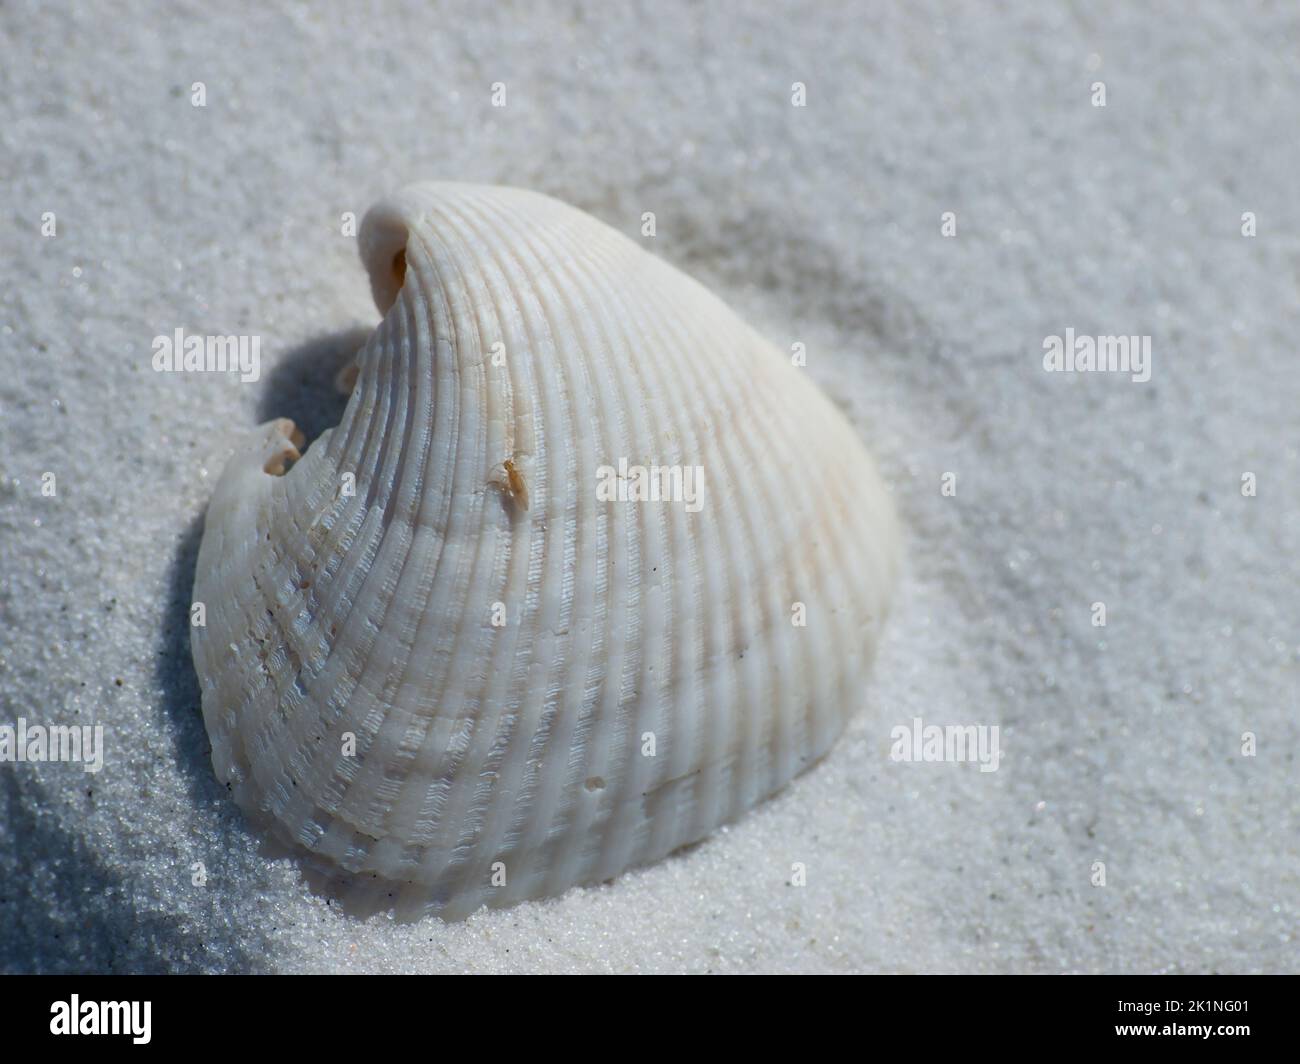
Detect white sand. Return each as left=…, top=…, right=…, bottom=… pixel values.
left=1, top=0, right=1297, bottom=973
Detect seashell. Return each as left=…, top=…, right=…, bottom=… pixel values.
left=191, top=182, right=900, bottom=920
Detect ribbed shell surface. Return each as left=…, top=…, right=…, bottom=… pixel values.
left=191, top=182, right=899, bottom=919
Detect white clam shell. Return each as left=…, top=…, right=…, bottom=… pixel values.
left=191, top=183, right=900, bottom=919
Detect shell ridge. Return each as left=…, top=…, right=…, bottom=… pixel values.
left=385, top=190, right=561, bottom=905
left=283, top=237, right=442, bottom=849
left=627, top=250, right=770, bottom=843
left=530, top=216, right=679, bottom=882
left=559, top=231, right=717, bottom=868
left=515, top=220, right=675, bottom=890
left=390, top=207, right=519, bottom=864
left=430, top=190, right=605, bottom=906
left=353, top=198, right=508, bottom=876
left=316, top=292, right=431, bottom=840
left=570, top=235, right=716, bottom=871
left=455, top=194, right=602, bottom=898
left=474, top=194, right=657, bottom=898
left=685, top=303, right=798, bottom=809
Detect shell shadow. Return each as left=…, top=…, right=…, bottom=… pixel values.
left=0, top=772, right=260, bottom=973
left=156, top=510, right=217, bottom=809
left=256, top=325, right=373, bottom=445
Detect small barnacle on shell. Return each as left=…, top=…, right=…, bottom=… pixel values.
left=489, top=456, right=529, bottom=511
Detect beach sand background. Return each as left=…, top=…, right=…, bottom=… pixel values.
left=1, top=0, right=1296, bottom=972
